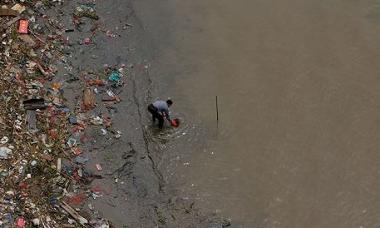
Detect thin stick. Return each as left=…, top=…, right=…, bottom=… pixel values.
left=216, top=96, right=219, bottom=126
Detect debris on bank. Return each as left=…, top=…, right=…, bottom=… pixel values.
left=0, top=1, right=124, bottom=227
left=0, top=0, right=234, bottom=227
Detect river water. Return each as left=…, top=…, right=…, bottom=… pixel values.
left=135, top=0, right=380, bottom=227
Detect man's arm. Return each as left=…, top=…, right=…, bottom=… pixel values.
left=163, top=110, right=171, bottom=121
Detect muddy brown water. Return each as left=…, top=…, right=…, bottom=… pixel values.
left=134, top=0, right=380, bottom=227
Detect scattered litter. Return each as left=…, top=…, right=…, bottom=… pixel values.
left=107, top=90, right=115, bottom=98
left=0, top=1, right=132, bottom=227
left=83, top=87, right=95, bottom=109
left=96, top=164, right=102, bottom=171
left=60, top=201, right=88, bottom=225
left=84, top=37, right=91, bottom=45
left=69, top=116, right=78, bottom=124
left=0, top=8, right=18, bottom=17
left=75, top=3, right=99, bottom=20
left=88, top=79, right=105, bottom=86
left=91, top=116, right=103, bottom=125
left=72, top=147, right=82, bottom=155
left=67, top=193, right=87, bottom=205
left=67, top=138, right=77, bottom=147
left=16, top=217, right=25, bottom=228
left=106, top=30, right=118, bottom=38
left=23, top=98, right=46, bottom=110
left=0, top=147, right=12, bottom=159
left=48, top=129, right=58, bottom=140
left=18, top=19, right=28, bottom=34
left=115, top=130, right=122, bottom=139
left=103, top=90, right=120, bottom=102
left=1, top=136, right=9, bottom=144
left=108, top=71, right=121, bottom=82
left=32, top=218, right=40, bottom=226
left=57, top=158, right=62, bottom=173
left=11, top=4, right=26, bottom=14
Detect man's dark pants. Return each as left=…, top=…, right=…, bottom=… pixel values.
left=148, top=104, right=164, bottom=129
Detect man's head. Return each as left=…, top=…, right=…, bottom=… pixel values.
left=166, top=99, right=173, bottom=107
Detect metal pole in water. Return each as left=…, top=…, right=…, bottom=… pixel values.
left=216, top=96, right=219, bottom=126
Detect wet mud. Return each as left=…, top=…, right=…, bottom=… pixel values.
left=146, top=0, right=380, bottom=227
left=49, top=0, right=232, bottom=227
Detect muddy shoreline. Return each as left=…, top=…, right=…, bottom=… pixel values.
left=0, top=0, right=231, bottom=227
left=41, top=1, right=380, bottom=227
left=53, top=0, right=231, bottom=227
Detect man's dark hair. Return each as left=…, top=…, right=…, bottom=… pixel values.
left=166, top=99, right=173, bottom=106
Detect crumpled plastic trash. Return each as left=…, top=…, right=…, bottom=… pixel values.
left=107, top=90, right=115, bottom=98
left=108, top=71, right=121, bottom=82
left=1, top=136, right=9, bottom=144
left=67, top=138, right=77, bottom=147
left=95, top=164, right=102, bottom=171
left=11, top=4, right=26, bottom=14
left=16, top=217, right=25, bottom=228
left=106, top=30, right=117, bottom=38
left=32, top=218, right=40, bottom=226
left=90, top=218, right=110, bottom=228
left=75, top=156, right=89, bottom=164
left=75, top=3, right=99, bottom=20
left=0, top=147, right=12, bottom=159
left=69, top=116, right=78, bottom=124
left=115, top=130, right=122, bottom=139
left=90, top=116, right=103, bottom=125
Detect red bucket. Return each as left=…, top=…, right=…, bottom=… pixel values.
left=170, top=118, right=180, bottom=128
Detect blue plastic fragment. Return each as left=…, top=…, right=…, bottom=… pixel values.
left=68, top=115, right=78, bottom=124
left=108, top=71, right=121, bottom=82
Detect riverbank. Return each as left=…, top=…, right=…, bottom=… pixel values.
left=60, top=0, right=233, bottom=227
left=0, top=0, right=231, bottom=227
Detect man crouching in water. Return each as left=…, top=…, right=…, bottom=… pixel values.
left=147, top=99, right=173, bottom=129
